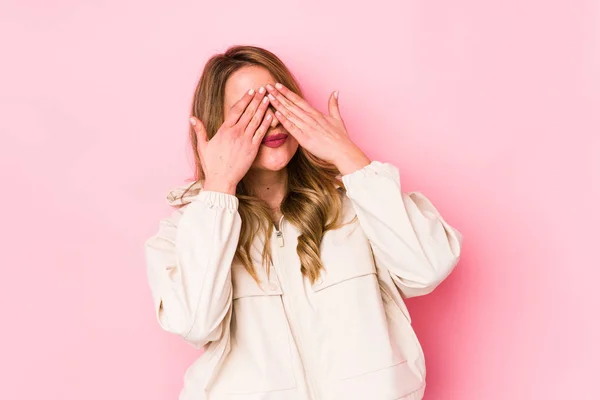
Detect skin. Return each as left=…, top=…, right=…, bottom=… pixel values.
left=264, top=82, right=371, bottom=176
left=189, top=66, right=371, bottom=224
left=223, top=67, right=299, bottom=220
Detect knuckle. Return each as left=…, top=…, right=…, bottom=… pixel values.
left=247, top=103, right=258, bottom=114
left=249, top=116, right=260, bottom=128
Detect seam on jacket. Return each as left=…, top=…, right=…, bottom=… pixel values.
left=393, top=385, right=426, bottom=400
left=340, top=359, right=408, bottom=381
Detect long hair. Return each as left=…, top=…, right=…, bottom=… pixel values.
left=180, top=45, right=349, bottom=284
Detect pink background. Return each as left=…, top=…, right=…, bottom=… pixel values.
left=1, top=1, right=599, bottom=399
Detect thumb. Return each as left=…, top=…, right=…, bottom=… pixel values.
left=328, top=91, right=342, bottom=121
left=190, top=117, right=208, bottom=153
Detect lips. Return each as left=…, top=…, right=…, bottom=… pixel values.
left=262, top=133, right=288, bottom=143
left=261, top=132, right=288, bottom=148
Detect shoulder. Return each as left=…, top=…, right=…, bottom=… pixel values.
left=150, top=180, right=204, bottom=232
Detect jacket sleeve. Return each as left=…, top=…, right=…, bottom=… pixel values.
left=341, top=161, right=463, bottom=299
left=144, top=190, right=241, bottom=348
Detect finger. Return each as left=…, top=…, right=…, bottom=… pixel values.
left=244, top=90, right=270, bottom=135
left=265, top=108, right=278, bottom=128
left=266, top=84, right=317, bottom=126
left=267, top=82, right=320, bottom=117
left=252, top=113, right=273, bottom=145
left=190, top=116, right=208, bottom=154
left=274, top=110, right=306, bottom=143
left=223, top=88, right=257, bottom=127
left=328, top=90, right=342, bottom=121
left=237, top=87, right=266, bottom=129
left=267, top=93, right=310, bottom=130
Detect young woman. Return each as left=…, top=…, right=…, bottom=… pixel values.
left=145, top=45, right=463, bottom=400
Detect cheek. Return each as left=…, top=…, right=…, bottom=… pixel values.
left=288, top=136, right=300, bottom=152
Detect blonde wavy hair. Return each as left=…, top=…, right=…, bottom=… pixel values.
left=180, top=45, right=351, bottom=284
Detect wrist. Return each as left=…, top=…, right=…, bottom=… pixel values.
left=335, top=147, right=371, bottom=176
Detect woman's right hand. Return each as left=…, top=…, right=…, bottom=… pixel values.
left=189, top=87, right=272, bottom=195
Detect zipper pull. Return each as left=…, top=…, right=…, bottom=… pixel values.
left=276, top=230, right=284, bottom=247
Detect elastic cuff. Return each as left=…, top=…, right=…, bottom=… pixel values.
left=341, top=160, right=400, bottom=189
left=194, top=190, right=239, bottom=210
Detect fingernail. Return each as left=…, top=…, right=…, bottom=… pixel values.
left=266, top=84, right=274, bottom=90
left=275, top=83, right=283, bottom=90
left=248, top=88, right=255, bottom=95
left=189, top=117, right=197, bottom=126
left=266, top=114, right=272, bottom=120
left=268, top=94, right=275, bottom=101
left=262, top=96, right=268, bottom=103
left=334, top=91, right=339, bottom=99
left=259, top=86, right=265, bottom=94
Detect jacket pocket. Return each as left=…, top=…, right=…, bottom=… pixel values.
left=313, top=219, right=379, bottom=291
left=210, top=264, right=297, bottom=395
left=312, top=249, right=405, bottom=381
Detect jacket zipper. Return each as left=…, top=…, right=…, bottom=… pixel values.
left=274, top=214, right=285, bottom=247
left=273, top=216, right=319, bottom=399
left=276, top=230, right=285, bottom=247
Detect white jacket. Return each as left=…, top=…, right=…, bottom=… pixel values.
left=145, top=160, right=463, bottom=400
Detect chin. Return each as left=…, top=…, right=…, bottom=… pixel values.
left=251, top=140, right=299, bottom=171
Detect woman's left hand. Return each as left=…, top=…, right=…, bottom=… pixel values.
left=265, top=83, right=371, bottom=175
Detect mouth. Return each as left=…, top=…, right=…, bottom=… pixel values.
left=261, top=132, right=288, bottom=148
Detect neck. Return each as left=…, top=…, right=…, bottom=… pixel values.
left=242, top=167, right=288, bottom=221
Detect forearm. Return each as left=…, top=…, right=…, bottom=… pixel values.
left=334, top=146, right=371, bottom=175
left=341, top=160, right=463, bottom=298
left=145, top=189, right=242, bottom=346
